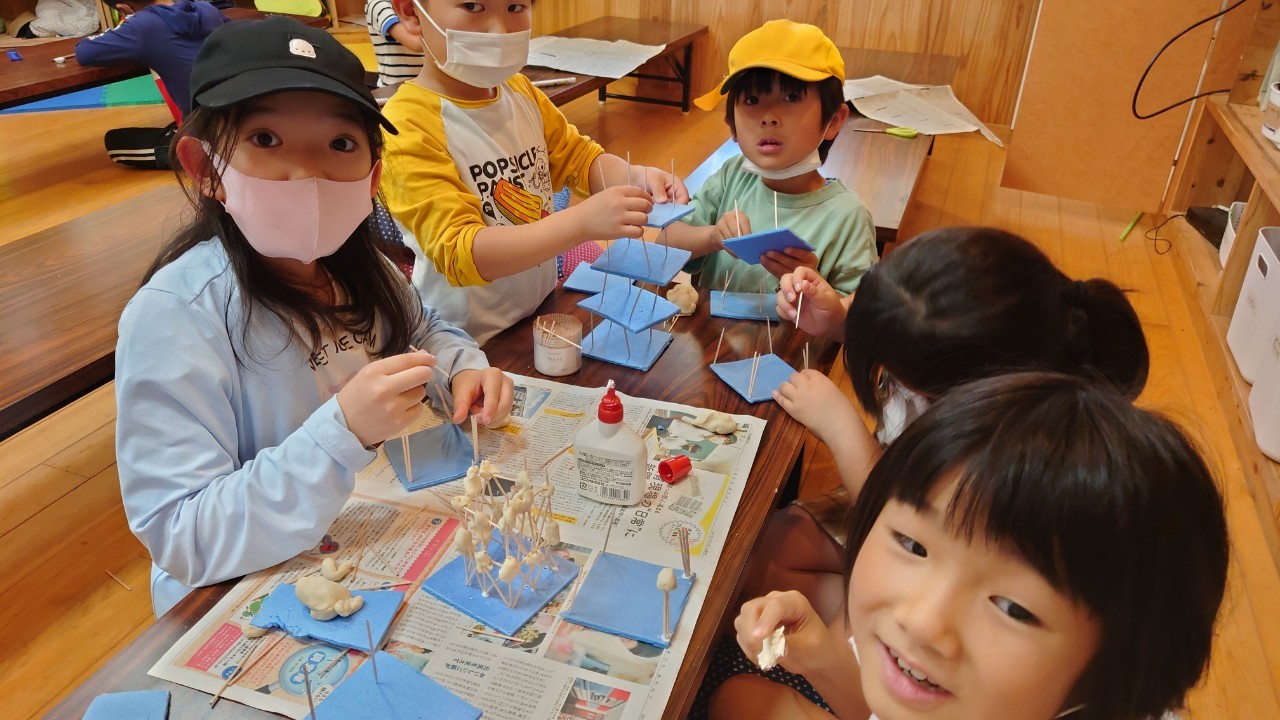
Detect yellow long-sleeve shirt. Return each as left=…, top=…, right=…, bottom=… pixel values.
left=381, top=74, right=604, bottom=344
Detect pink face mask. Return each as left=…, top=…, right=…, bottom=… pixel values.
left=215, top=155, right=379, bottom=264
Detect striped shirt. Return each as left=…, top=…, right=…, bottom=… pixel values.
left=365, top=0, right=425, bottom=87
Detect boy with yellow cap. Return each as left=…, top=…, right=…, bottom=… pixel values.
left=665, top=20, right=876, bottom=295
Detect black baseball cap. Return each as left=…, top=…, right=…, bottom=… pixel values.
left=190, top=16, right=397, bottom=134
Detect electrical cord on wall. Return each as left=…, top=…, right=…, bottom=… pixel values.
left=1131, top=0, right=1251, bottom=120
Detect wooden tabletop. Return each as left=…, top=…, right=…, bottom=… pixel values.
left=48, top=283, right=839, bottom=719
left=0, top=9, right=328, bottom=110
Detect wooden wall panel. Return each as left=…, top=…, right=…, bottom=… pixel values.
left=1004, top=0, right=1233, bottom=213
left=536, top=0, right=1038, bottom=125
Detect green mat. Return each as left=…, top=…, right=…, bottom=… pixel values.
left=102, top=74, right=164, bottom=106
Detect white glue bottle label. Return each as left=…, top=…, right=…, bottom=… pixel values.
left=574, top=380, right=648, bottom=506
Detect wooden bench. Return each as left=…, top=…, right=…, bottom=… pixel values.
left=0, top=186, right=187, bottom=437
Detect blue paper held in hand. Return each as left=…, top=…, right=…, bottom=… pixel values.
left=582, top=320, right=673, bottom=371
left=710, top=353, right=797, bottom=403
left=722, top=227, right=813, bottom=265
left=591, top=238, right=691, bottom=287
left=384, top=422, right=474, bottom=492
left=578, top=282, right=680, bottom=334
left=250, top=583, right=404, bottom=652
left=317, top=651, right=481, bottom=720
left=83, top=690, right=170, bottom=720
left=560, top=552, right=693, bottom=648
left=709, top=291, right=780, bottom=322
left=645, top=202, right=696, bottom=229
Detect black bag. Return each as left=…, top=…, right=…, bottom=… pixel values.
left=103, top=122, right=177, bottom=170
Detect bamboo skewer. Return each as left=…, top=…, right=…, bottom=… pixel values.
left=713, top=326, right=726, bottom=364
left=210, top=631, right=286, bottom=707
left=302, top=664, right=317, bottom=719
left=365, top=620, right=380, bottom=683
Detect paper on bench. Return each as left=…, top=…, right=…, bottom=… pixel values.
left=846, top=77, right=1002, bottom=148
left=528, top=36, right=665, bottom=79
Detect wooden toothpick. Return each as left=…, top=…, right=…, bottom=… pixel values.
left=766, top=313, right=773, bottom=356
left=713, top=326, right=726, bottom=365
left=365, top=620, right=379, bottom=683
left=210, top=631, right=285, bottom=708
left=105, top=569, right=132, bottom=591
left=734, top=199, right=743, bottom=238
left=748, top=352, right=761, bottom=397
left=302, top=664, right=316, bottom=720
left=795, top=291, right=803, bottom=330
left=471, top=414, right=479, bottom=463
left=679, top=526, right=693, bottom=579
left=773, top=190, right=778, bottom=229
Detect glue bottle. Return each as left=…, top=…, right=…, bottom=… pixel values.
left=574, top=380, right=648, bottom=506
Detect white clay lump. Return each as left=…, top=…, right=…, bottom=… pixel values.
left=295, top=576, right=364, bottom=621
left=320, top=557, right=355, bottom=582
left=691, top=409, right=738, bottom=435
left=666, top=282, right=698, bottom=315
left=656, top=567, right=678, bottom=592
left=757, top=625, right=786, bottom=670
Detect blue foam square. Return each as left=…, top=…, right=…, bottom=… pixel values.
left=591, top=238, right=692, bottom=286
left=646, top=202, right=696, bottom=228
left=251, top=584, right=405, bottom=652
left=563, top=263, right=629, bottom=294
left=709, top=291, right=781, bottom=321
left=582, top=321, right=673, bottom=371
left=710, top=353, right=797, bottom=403
left=560, top=553, right=693, bottom=648
left=318, top=651, right=480, bottom=720
left=422, top=540, right=580, bottom=637
left=384, top=422, right=474, bottom=492
left=722, top=228, right=813, bottom=265
left=84, top=690, right=169, bottom=720
left=578, top=282, right=680, bottom=333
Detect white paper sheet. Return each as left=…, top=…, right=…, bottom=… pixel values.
left=528, top=36, right=666, bottom=80
left=845, top=75, right=1004, bottom=148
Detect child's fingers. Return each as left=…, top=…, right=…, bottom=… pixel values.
left=480, top=372, right=515, bottom=425
left=385, top=364, right=436, bottom=394
left=670, top=175, right=690, bottom=204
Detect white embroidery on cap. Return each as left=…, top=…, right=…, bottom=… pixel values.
left=289, top=38, right=316, bottom=59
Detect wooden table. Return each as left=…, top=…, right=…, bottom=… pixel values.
left=0, top=9, right=328, bottom=111
left=374, top=16, right=708, bottom=111
left=48, top=285, right=840, bottom=719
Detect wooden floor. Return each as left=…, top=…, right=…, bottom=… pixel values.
left=3, top=92, right=1279, bottom=718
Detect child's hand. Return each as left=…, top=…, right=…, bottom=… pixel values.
left=774, top=370, right=858, bottom=443
left=338, top=350, right=437, bottom=447
left=572, top=186, right=652, bottom=241
left=734, top=590, right=839, bottom=677
left=638, top=166, right=690, bottom=204
left=449, top=367, right=514, bottom=426
left=713, top=210, right=752, bottom=250
left=777, top=267, right=848, bottom=339
left=761, top=246, right=819, bottom=279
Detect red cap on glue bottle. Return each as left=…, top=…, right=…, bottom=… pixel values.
left=598, top=380, right=624, bottom=424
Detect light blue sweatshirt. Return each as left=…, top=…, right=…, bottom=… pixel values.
left=115, top=239, right=489, bottom=617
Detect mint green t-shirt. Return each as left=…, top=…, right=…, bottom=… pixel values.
left=682, top=155, right=877, bottom=295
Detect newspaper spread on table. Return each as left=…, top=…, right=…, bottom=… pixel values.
left=527, top=36, right=666, bottom=80
left=844, top=74, right=1004, bottom=148
left=149, top=373, right=765, bottom=719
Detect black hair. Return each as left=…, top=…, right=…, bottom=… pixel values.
left=724, top=68, right=845, bottom=162
left=843, top=373, right=1228, bottom=720
left=145, top=96, right=421, bottom=365
left=845, top=226, right=1149, bottom=422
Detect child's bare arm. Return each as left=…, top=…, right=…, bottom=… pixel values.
left=775, top=370, right=882, bottom=498
left=664, top=207, right=751, bottom=258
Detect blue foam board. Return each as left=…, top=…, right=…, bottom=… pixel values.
left=384, top=422, right=474, bottom=492
left=582, top=321, right=673, bottom=371
left=83, top=690, right=170, bottom=720
left=561, top=553, right=693, bottom=649
left=563, top=263, right=629, bottom=294
left=722, top=228, right=813, bottom=265
left=578, top=282, right=680, bottom=334
left=710, top=353, right=797, bottom=403
left=251, top=584, right=405, bottom=652
left=318, top=651, right=480, bottom=720
left=709, top=291, right=781, bottom=321
left=592, top=238, right=691, bottom=286
left=422, top=538, right=579, bottom=637
left=645, top=202, right=696, bottom=228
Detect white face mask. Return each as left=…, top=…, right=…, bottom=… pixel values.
left=212, top=150, right=377, bottom=264
left=413, top=0, right=530, bottom=89
left=741, top=117, right=833, bottom=181
left=875, top=376, right=929, bottom=445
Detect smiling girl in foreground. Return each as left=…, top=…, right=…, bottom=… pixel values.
left=115, top=17, right=511, bottom=617
left=712, top=373, right=1228, bottom=720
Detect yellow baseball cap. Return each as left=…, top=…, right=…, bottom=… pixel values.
left=694, top=20, right=845, bottom=112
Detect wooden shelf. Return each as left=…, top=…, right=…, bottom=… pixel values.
left=1169, top=98, right=1280, bottom=562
